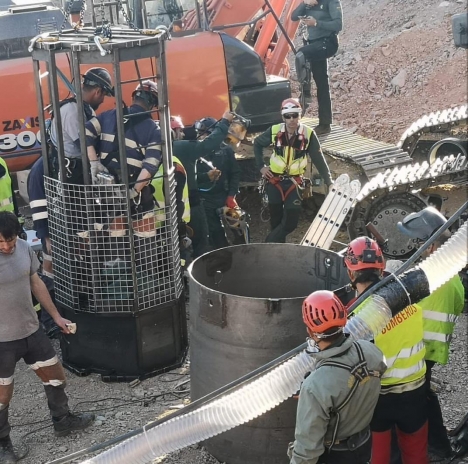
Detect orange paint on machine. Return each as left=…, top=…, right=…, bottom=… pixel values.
left=0, top=0, right=299, bottom=173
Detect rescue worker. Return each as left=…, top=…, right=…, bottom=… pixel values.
left=152, top=116, right=191, bottom=265
left=343, top=237, right=429, bottom=464
left=0, top=157, right=14, bottom=214
left=291, top=0, right=343, bottom=135
left=28, top=70, right=111, bottom=336
left=254, top=98, right=332, bottom=243
left=172, top=111, right=235, bottom=257
left=0, top=212, right=94, bottom=463
left=50, top=67, right=114, bottom=183
left=195, top=117, right=242, bottom=249
left=289, top=290, right=386, bottom=464
left=86, top=80, right=162, bottom=237
left=398, top=207, right=465, bottom=458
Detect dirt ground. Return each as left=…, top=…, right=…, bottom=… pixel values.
left=8, top=0, right=468, bottom=463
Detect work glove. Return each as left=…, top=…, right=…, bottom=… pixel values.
left=90, top=160, right=109, bottom=184
left=226, top=196, right=238, bottom=209
left=128, top=187, right=140, bottom=200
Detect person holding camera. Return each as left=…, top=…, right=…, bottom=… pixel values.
left=292, top=0, right=343, bottom=135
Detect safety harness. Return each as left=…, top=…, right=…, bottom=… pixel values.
left=317, top=341, right=382, bottom=450
left=268, top=124, right=311, bottom=201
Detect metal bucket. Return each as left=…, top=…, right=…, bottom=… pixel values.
left=188, top=243, right=350, bottom=464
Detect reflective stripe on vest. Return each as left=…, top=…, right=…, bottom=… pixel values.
left=385, top=341, right=425, bottom=369
left=151, top=156, right=190, bottom=226
left=0, top=157, right=14, bottom=213
left=423, top=331, right=452, bottom=343
left=419, top=276, right=465, bottom=365
left=269, top=123, right=312, bottom=176
left=152, top=168, right=167, bottom=226
left=370, top=304, right=426, bottom=386
left=175, top=160, right=190, bottom=223
left=423, top=310, right=459, bottom=323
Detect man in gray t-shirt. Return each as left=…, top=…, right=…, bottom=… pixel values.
left=49, top=67, right=114, bottom=184
left=0, top=212, right=94, bottom=462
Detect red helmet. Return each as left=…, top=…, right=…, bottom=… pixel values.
left=281, top=98, right=302, bottom=115
left=302, top=290, right=347, bottom=333
left=170, top=115, right=184, bottom=130
left=344, top=236, right=385, bottom=271
left=132, top=80, right=159, bottom=107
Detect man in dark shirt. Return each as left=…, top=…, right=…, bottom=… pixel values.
left=86, top=80, right=162, bottom=235
left=173, top=111, right=234, bottom=257
left=292, top=0, right=343, bottom=135
left=195, top=119, right=241, bottom=249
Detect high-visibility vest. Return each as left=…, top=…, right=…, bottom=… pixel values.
left=354, top=302, right=426, bottom=386
left=0, top=157, right=14, bottom=213
left=269, top=123, right=313, bottom=176
left=151, top=156, right=190, bottom=227
left=375, top=304, right=426, bottom=386
left=418, top=275, right=465, bottom=365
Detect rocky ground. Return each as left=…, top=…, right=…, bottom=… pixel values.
left=9, top=0, right=468, bottom=463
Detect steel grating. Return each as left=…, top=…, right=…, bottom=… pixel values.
left=44, top=177, right=183, bottom=314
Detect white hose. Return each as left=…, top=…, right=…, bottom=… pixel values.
left=82, top=223, right=468, bottom=464
left=83, top=350, right=317, bottom=463
left=419, top=222, right=468, bottom=292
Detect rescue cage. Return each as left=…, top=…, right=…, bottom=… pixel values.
left=44, top=177, right=184, bottom=312
left=31, top=26, right=184, bottom=313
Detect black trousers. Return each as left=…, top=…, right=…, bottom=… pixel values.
left=202, top=193, right=229, bottom=250
left=0, top=330, right=69, bottom=439
left=297, top=35, right=339, bottom=125
left=265, top=180, right=302, bottom=243
left=318, top=436, right=372, bottom=464
left=188, top=201, right=211, bottom=258
left=425, top=360, right=452, bottom=451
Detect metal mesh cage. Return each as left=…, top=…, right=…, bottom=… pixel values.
left=45, top=175, right=183, bottom=314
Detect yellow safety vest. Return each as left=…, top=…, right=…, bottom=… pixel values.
left=418, top=275, right=465, bottom=365
left=269, top=123, right=313, bottom=176
left=151, top=156, right=190, bottom=227
left=375, top=304, right=426, bottom=386
left=0, top=157, right=14, bottom=213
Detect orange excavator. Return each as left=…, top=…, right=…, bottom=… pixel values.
left=0, top=0, right=301, bottom=172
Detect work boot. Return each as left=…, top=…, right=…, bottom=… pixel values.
left=0, top=436, right=17, bottom=463
left=428, top=443, right=455, bottom=459
left=53, top=412, right=95, bottom=437
left=314, top=124, right=332, bottom=135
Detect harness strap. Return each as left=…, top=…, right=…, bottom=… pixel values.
left=268, top=176, right=303, bottom=201
left=317, top=341, right=382, bottom=449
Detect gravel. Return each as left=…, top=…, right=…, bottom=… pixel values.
left=7, top=0, right=468, bottom=462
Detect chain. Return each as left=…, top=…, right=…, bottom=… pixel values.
left=99, top=0, right=106, bottom=25
left=77, top=0, right=86, bottom=30
left=116, top=0, right=141, bottom=32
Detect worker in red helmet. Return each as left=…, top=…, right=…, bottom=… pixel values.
left=254, top=98, right=332, bottom=243
left=289, top=290, right=386, bottom=464
left=343, top=236, right=429, bottom=464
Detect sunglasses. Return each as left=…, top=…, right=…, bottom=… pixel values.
left=283, top=113, right=300, bottom=119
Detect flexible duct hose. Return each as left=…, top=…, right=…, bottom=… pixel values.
left=80, top=223, right=467, bottom=464
left=83, top=350, right=317, bottom=463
